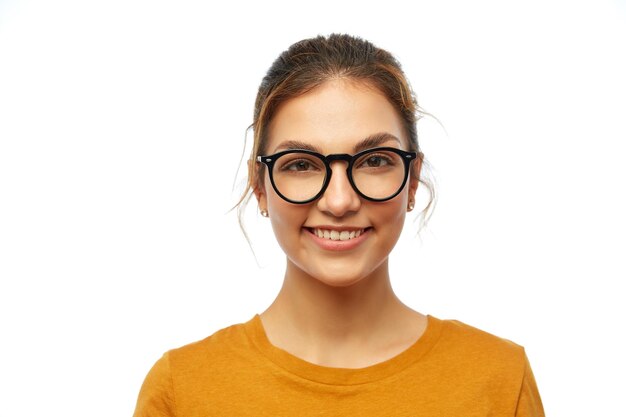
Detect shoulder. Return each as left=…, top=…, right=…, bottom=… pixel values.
left=439, top=318, right=524, bottom=350
left=432, top=317, right=528, bottom=379
left=133, top=319, right=255, bottom=417
left=166, top=318, right=255, bottom=373
left=418, top=317, right=544, bottom=416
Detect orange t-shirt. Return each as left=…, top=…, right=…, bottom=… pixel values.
left=133, top=315, right=544, bottom=416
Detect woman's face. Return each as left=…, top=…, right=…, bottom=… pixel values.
left=255, top=79, right=420, bottom=287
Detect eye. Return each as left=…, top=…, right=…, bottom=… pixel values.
left=357, top=153, right=396, bottom=169
left=286, top=160, right=315, bottom=171
left=277, top=155, right=324, bottom=173
left=363, top=155, right=387, bottom=167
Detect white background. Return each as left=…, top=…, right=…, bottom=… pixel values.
left=1, top=0, right=625, bottom=416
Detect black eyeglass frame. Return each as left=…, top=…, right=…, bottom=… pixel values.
left=257, top=146, right=418, bottom=204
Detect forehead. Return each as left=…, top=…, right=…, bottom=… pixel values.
left=266, top=79, right=407, bottom=153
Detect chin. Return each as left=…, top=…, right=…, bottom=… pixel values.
left=304, top=261, right=383, bottom=289
left=285, top=251, right=390, bottom=289
left=313, top=273, right=367, bottom=288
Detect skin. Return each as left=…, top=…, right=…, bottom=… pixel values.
left=254, top=78, right=428, bottom=369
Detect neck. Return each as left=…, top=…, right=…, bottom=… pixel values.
left=260, top=259, right=425, bottom=367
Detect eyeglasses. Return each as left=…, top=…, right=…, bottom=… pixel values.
left=257, top=147, right=417, bottom=204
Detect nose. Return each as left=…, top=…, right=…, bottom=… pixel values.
left=316, top=161, right=361, bottom=217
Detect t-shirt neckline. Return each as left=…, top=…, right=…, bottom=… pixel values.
left=243, top=314, right=443, bottom=386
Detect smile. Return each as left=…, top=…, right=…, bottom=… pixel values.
left=309, top=228, right=367, bottom=241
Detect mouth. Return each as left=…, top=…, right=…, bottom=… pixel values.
left=306, top=227, right=371, bottom=241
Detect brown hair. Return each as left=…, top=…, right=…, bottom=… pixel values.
left=237, top=34, right=435, bottom=230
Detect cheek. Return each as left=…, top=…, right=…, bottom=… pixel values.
left=266, top=186, right=291, bottom=221
left=382, top=207, right=407, bottom=235
left=267, top=200, right=310, bottom=256
left=267, top=191, right=307, bottom=235
left=377, top=192, right=409, bottom=223
left=369, top=195, right=409, bottom=247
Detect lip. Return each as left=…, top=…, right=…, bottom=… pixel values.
left=304, top=226, right=371, bottom=251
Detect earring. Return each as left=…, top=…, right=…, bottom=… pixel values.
left=260, top=209, right=269, bottom=218
left=407, top=200, right=415, bottom=212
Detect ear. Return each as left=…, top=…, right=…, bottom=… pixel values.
left=251, top=160, right=268, bottom=212
left=408, top=152, right=423, bottom=200
left=253, top=185, right=267, bottom=213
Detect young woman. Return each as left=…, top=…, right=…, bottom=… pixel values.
left=133, top=34, right=544, bottom=416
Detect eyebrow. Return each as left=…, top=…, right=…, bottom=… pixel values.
left=272, top=132, right=402, bottom=154
left=353, top=132, right=401, bottom=153
left=273, top=140, right=322, bottom=153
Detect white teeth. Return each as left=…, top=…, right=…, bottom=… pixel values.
left=312, top=228, right=365, bottom=241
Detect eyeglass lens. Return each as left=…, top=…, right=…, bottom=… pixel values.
left=271, top=149, right=407, bottom=202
